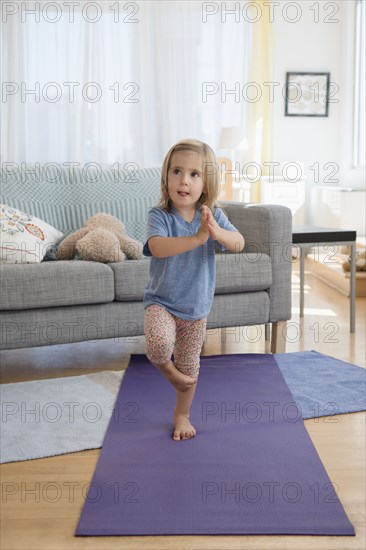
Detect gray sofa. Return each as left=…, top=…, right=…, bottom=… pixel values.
left=0, top=164, right=292, bottom=352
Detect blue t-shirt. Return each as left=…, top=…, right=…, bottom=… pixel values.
left=143, top=205, right=239, bottom=320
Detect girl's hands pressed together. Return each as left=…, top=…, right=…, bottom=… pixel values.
left=195, top=206, right=210, bottom=245
left=201, top=205, right=222, bottom=242
left=197, top=205, right=244, bottom=252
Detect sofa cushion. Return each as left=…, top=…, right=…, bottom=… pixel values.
left=0, top=261, right=114, bottom=310
left=110, top=253, right=272, bottom=302
left=215, top=252, right=272, bottom=293
left=109, top=259, right=150, bottom=301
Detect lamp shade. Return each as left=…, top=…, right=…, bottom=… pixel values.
left=219, top=127, right=248, bottom=150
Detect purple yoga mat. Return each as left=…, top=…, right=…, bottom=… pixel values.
left=75, top=354, right=355, bottom=536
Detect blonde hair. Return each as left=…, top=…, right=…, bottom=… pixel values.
left=157, top=139, right=221, bottom=213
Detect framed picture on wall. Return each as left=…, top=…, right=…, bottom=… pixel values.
left=285, top=72, right=330, bottom=117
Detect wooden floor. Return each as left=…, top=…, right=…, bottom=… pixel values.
left=1, top=264, right=365, bottom=550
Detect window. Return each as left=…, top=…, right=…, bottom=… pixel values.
left=354, top=0, right=365, bottom=167
left=1, top=1, right=251, bottom=166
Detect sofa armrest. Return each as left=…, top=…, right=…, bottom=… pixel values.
left=219, top=201, right=293, bottom=323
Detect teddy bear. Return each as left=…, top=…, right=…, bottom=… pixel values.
left=342, top=249, right=366, bottom=273
left=56, top=213, right=143, bottom=263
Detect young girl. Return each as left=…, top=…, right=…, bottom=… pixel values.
left=143, top=139, right=245, bottom=441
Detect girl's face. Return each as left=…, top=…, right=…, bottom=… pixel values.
left=167, top=150, right=205, bottom=213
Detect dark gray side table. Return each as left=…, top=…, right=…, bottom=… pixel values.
left=292, top=226, right=357, bottom=333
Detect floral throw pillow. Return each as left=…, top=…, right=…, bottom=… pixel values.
left=0, top=204, right=64, bottom=263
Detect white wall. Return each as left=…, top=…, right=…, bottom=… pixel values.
left=271, top=0, right=365, bottom=228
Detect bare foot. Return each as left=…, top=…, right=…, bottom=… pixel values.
left=155, top=360, right=197, bottom=392
left=173, top=413, right=196, bottom=441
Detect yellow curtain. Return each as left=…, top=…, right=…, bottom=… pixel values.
left=246, top=0, right=274, bottom=202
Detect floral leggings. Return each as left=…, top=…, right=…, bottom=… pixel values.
left=144, top=304, right=207, bottom=378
